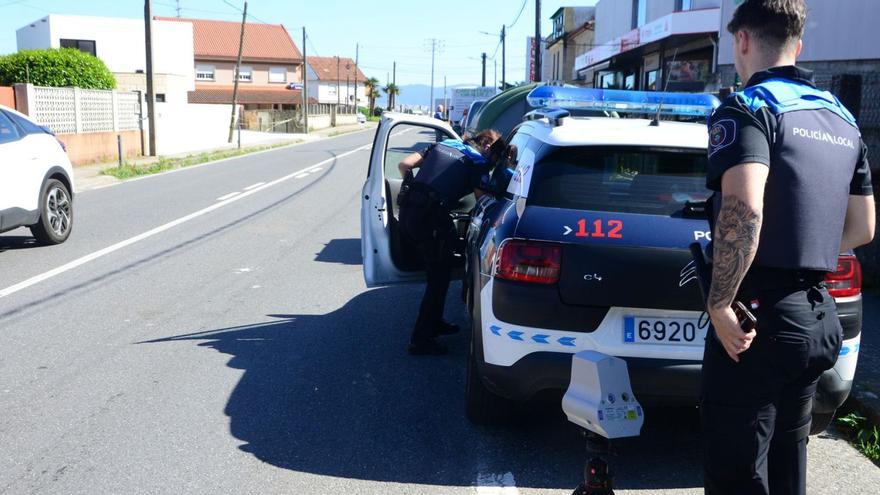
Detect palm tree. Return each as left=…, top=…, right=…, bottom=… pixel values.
left=384, top=83, right=400, bottom=111
left=364, top=77, right=380, bottom=116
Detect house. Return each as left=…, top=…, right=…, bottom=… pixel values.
left=157, top=17, right=304, bottom=110
left=305, top=56, right=367, bottom=108
left=16, top=14, right=195, bottom=104
left=545, top=7, right=595, bottom=84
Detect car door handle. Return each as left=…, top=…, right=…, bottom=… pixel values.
left=376, top=197, right=386, bottom=212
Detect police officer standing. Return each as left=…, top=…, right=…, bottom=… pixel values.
left=701, top=1, right=876, bottom=494
left=397, top=129, right=504, bottom=355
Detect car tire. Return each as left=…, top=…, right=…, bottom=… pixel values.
left=30, top=178, right=73, bottom=245
left=465, top=339, right=513, bottom=425
left=810, top=411, right=835, bottom=435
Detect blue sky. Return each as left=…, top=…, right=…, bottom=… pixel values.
left=0, top=0, right=598, bottom=86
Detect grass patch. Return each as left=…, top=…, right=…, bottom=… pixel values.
left=836, top=412, right=880, bottom=463
left=101, top=142, right=299, bottom=180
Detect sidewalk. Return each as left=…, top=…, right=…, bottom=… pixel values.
left=74, top=122, right=376, bottom=192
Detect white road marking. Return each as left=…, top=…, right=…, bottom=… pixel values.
left=474, top=472, right=519, bottom=495
left=243, top=182, right=265, bottom=191
left=216, top=192, right=241, bottom=201
left=0, top=143, right=372, bottom=300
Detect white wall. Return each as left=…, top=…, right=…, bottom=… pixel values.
left=594, top=0, right=634, bottom=44
left=16, top=14, right=194, bottom=90
left=154, top=102, right=235, bottom=155
left=305, top=64, right=367, bottom=106
left=718, top=0, right=880, bottom=65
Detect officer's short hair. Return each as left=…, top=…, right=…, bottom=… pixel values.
left=727, top=0, right=807, bottom=51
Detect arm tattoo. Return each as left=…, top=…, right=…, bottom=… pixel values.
left=708, top=194, right=762, bottom=310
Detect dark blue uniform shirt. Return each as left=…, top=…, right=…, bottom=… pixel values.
left=413, top=139, right=492, bottom=205
left=707, top=66, right=873, bottom=272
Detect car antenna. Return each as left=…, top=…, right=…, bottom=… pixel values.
left=650, top=48, right=678, bottom=127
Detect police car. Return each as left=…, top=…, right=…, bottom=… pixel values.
left=460, top=87, right=862, bottom=431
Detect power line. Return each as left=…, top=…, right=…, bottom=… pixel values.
left=507, top=0, right=528, bottom=29
left=220, top=0, right=272, bottom=24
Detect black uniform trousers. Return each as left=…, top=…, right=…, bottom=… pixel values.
left=701, top=270, right=842, bottom=495
left=399, top=193, right=457, bottom=344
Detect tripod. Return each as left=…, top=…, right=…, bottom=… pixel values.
left=572, top=431, right=614, bottom=495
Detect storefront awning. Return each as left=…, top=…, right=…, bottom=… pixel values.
left=575, top=8, right=721, bottom=71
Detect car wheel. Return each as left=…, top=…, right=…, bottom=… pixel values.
left=30, top=178, right=73, bottom=245
left=810, top=411, right=835, bottom=435
left=465, top=338, right=513, bottom=426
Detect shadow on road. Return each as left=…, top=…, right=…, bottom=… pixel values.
left=0, top=234, right=39, bottom=252
left=142, top=286, right=703, bottom=490
left=314, top=238, right=362, bottom=265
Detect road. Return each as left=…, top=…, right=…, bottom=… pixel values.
left=1, top=129, right=877, bottom=494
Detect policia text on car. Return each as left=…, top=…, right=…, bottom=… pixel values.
left=397, top=130, right=506, bottom=356
left=699, top=1, right=875, bottom=495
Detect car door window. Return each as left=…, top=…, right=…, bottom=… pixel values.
left=3, top=111, right=47, bottom=135
left=0, top=112, right=21, bottom=144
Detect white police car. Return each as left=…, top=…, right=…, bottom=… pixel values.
left=359, top=89, right=862, bottom=434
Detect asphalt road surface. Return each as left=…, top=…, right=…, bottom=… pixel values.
left=1, top=129, right=878, bottom=494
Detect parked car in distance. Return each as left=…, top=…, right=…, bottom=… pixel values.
left=357, top=112, right=367, bottom=124
left=0, top=105, right=75, bottom=244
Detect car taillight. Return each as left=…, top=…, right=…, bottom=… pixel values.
left=826, top=255, right=861, bottom=298
left=495, top=240, right=561, bottom=284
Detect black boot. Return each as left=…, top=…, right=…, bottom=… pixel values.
left=408, top=338, right=448, bottom=356
left=435, top=321, right=461, bottom=336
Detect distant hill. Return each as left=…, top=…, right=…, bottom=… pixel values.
left=375, top=83, right=485, bottom=110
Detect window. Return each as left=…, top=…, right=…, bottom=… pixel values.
left=155, top=94, right=166, bottom=103
left=3, top=111, right=48, bottom=135
left=677, top=0, right=694, bottom=10
left=0, top=112, right=21, bottom=145
left=60, top=38, right=96, bottom=56
left=269, top=66, right=287, bottom=83
left=632, top=0, right=647, bottom=28
left=645, top=70, right=659, bottom=91
left=552, top=13, right=565, bottom=40
left=195, top=65, right=215, bottom=81
left=237, top=66, right=253, bottom=82
left=527, top=146, right=711, bottom=216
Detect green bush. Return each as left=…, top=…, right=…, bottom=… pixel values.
left=372, top=107, right=384, bottom=117
left=0, top=48, right=116, bottom=89
left=358, top=106, right=369, bottom=117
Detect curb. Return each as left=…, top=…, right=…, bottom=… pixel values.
left=847, top=381, right=880, bottom=426
left=74, top=125, right=376, bottom=193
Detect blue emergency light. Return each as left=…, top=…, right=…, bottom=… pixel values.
left=527, top=86, right=720, bottom=118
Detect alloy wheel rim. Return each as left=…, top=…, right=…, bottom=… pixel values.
left=46, top=186, right=71, bottom=237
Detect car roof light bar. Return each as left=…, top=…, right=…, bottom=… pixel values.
left=527, top=86, right=720, bottom=118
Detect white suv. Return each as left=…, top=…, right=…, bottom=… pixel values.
left=0, top=106, right=75, bottom=244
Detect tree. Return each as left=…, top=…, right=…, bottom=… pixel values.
left=364, top=77, right=380, bottom=116
left=0, top=48, right=116, bottom=89
left=383, top=83, right=399, bottom=111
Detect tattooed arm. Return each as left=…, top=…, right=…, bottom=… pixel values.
left=709, top=163, right=768, bottom=362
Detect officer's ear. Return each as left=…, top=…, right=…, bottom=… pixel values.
left=794, top=38, right=803, bottom=58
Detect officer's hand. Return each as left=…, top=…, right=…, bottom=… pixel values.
left=708, top=306, right=757, bottom=363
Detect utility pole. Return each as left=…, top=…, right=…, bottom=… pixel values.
left=481, top=52, right=487, bottom=87
left=443, top=75, right=447, bottom=120
left=175, top=0, right=181, bottom=17
left=535, top=0, right=542, bottom=82
left=336, top=56, right=340, bottom=107
left=227, top=1, right=246, bottom=143
left=144, top=0, right=157, bottom=156
left=494, top=58, right=497, bottom=90
left=501, top=25, right=506, bottom=91
left=302, top=27, right=308, bottom=134
left=424, top=38, right=444, bottom=112
left=355, top=43, right=359, bottom=107
left=392, top=61, right=396, bottom=111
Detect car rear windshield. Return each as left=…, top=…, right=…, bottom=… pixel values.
left=527, top=145, right=711, bottom=216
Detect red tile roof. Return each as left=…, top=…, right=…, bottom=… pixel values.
left=308, top=56, right=366, bottom=82
left=157, top=17, right=302, bottom=63
left=189, top=87, right=302, bottom=105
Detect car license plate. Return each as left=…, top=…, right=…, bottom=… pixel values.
left=623, top=316, right=708, bottom=346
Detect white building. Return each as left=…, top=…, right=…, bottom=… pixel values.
left=16, top=14, right=195, bottom=105
left=306, top=56, right=367, bottom=107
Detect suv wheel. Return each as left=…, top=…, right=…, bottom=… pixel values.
left=30, top=178, right=73, bottom=245
left=465, top=339, right=513, bottom=425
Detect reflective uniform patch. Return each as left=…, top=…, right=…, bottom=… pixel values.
left=708, top=119, right=736, bottom=156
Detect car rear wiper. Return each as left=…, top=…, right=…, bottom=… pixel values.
left=682, top=200, right=708, bottom=218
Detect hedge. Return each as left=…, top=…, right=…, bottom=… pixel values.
left=0, top=48, right=116, bottom=90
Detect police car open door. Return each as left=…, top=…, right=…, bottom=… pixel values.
left=361, top=113, right=461, bottom=287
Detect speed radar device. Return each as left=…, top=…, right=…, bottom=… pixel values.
left=563, top=351, right=644, bottom=495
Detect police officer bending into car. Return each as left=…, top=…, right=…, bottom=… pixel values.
left=397, top=129, right=505, bottom=356
left=701, top=1, right=875, bottom=494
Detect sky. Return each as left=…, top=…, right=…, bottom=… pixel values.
left=0, top=0, right=599, bottom=87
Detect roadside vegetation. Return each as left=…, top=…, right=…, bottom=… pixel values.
left=836, top=412, right=880, bottom=463
left=101, top=142, right=298, bottom=180
left=0, top=48, right=116, bottom=89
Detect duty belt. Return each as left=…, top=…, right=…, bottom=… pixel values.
left=740, top=267, right=826, bottom=292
